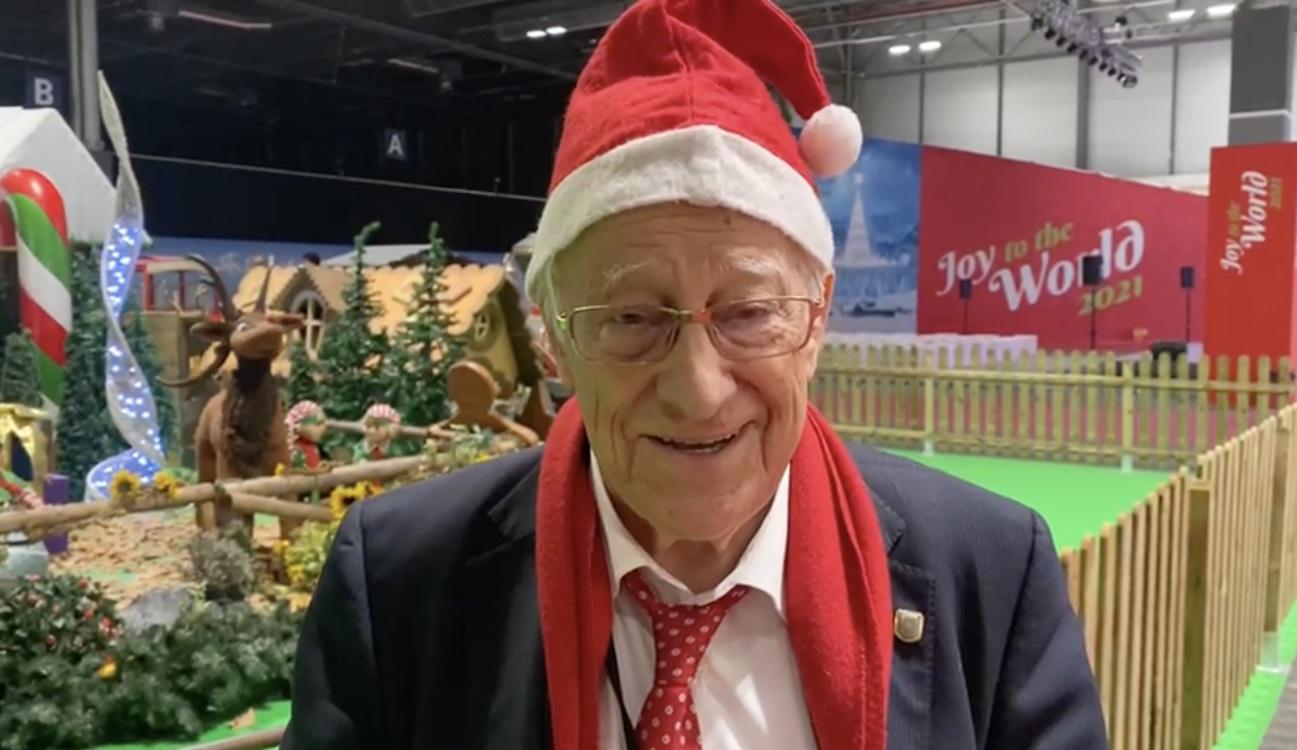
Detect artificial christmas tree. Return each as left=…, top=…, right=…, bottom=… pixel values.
left=386, top=222, right=463, bottom=427
left=284, top=337, right=318, bottom=406
left=0, top=332, right=43, bottom=407
left=58, top=247, right=127, bottom=500
left=315, top=223, right=392, bottom=431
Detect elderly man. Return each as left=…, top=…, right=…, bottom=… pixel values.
left=284, top=0, right=1107, bottom=748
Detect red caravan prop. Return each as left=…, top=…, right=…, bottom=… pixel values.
left=916, top=148, right=1206, bottom=352
left=1203, top=143, right=1297, bottom=363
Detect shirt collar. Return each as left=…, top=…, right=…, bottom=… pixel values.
left=590, top=449, right=790, bottom=618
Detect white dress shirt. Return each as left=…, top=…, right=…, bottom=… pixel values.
left=592, top=453, right=818, bottom=749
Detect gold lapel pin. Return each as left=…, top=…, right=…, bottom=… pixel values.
left=894, top=608, right=925, bottom=644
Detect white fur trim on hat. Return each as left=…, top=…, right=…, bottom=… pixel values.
left=526, top=125, right=834, bottom=301
left=800, top=104, right=863, bottom=178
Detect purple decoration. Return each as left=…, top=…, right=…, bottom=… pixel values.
left=41, top=474, right=69, bottom=556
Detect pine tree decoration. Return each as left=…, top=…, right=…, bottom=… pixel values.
left=58, top=247, right=127, bottom=500
left=316, top=222, right=391, bottom=425
left=387, top=222, right=463, bottom=427
left=285, top=337, right=318, bottom=406
left=124, top=301, right=178, bottom=457
left=0, top=331, right=43, bottom=407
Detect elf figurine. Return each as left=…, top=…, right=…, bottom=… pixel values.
left=285, top=400, right=329, bottom=471
left=354, top=403, right=401, bottom=463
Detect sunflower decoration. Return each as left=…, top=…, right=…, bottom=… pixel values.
left=152, top=472, right=183, bottom=499
left=328, top=484, right=363, bottom=520
left=109, top=470, right=141, bottom=505
left=96, top=655, right=118, bottom=681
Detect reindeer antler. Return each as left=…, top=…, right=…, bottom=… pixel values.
left=184, top=255, right=232, bottom=320
left=157, top=255, right=235, bottom=388
left=255, top=256, right=275, bottom=312
left=159, top=343, right=232, bottom=388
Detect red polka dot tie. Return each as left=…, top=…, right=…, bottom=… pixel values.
left=622, top=570, right=750, bottom=749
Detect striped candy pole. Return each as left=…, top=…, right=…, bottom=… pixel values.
left=0, top=169, right=72, bottom=412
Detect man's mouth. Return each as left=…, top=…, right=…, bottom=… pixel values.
left=647, top=432, right=740, bottom=455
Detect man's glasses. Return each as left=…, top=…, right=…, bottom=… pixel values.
left=555, top=296, right=826, bottom=364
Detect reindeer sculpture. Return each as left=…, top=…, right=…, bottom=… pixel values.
left=162, top=257, right=302, bottom=530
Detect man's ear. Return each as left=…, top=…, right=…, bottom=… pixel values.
left=190, top=320, right=232, bottom=342
left=805, top=273, right=835, bottom=372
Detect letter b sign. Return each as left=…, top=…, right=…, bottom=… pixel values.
left=24, top=71, right=64, bottom=112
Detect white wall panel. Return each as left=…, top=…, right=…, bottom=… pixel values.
left=1089, top=46, right=1175, bottom=177
left=858, top=74, right=921, bottom=143
left=922, top=66, right=999, bottom=154
left=1002, top=57, right=1079, bottom=167
left=1174, top=40, right=1231, bottom=174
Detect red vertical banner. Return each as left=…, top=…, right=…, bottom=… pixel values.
left=1204, top=143, right=1297, bottom=363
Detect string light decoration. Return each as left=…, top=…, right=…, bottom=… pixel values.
left=85, top=76, right=166, bottom=500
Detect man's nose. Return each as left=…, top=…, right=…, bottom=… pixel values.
left=653, top=323, right=736, bottom=420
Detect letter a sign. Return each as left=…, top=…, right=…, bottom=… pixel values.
left=383, top=129, right=409, bottom=162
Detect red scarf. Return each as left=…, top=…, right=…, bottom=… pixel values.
left=536, top=400, right=892, bottom=749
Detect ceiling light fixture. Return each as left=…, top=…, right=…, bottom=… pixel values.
left=177, top=8, right=273, bottom=30
left=526, top=29, right=547, bottom=39
left=388, top=58, right=441, bottom=76
left=918, top=40, right=942, bottom=53
left=1168, top=9, right=1196, bottom=21
left=546, top=25, right=568, bottom=36
left=1207, top=3, right=1237, bottom=18
left=888, top=43, right=912, bottom=56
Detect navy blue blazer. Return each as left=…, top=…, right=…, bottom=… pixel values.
left=283, top=444, right=1108, bottom=749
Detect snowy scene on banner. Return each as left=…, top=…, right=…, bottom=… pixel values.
left=815, top=138, right=921, bottom=334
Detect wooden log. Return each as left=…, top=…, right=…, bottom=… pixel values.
left=326, top=418, right=459, bottom=442
left=0, top=454, right=434, bottom=535
left=229, top=493, right=333, bottom=523
left=181, top=727, right=284, bottom=750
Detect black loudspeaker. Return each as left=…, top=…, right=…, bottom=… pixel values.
left=1180, top=266, right=1195, bottom=290
left=1081, top=255, right=1103, bottom=286
left=958, top=279, right=973, bottom=299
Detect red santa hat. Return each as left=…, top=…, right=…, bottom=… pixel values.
left=524, top=0, right=861, bottom=300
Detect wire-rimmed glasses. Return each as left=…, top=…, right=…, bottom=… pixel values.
left=555, top=296, right=826, bottom=364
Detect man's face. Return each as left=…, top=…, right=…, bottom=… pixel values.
left=548, top=203, right=831, bottom=545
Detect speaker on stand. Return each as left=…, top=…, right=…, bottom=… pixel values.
left=959, top=278, right=973, bottom=335
left=1180, top=266, right=1195, bottom=344
left=1082, top=255, right=1104, bottom=350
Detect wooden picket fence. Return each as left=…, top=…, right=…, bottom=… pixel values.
left=812, top=344, right=1297, bottom=748
left=811, top=345, right=1295, bottom=469
left=1053, top=406, right=1297, bottom=750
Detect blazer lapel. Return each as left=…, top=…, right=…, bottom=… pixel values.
left=872, top=491, right=937, bottom=750
left=453, top=466, right=553, bottom=750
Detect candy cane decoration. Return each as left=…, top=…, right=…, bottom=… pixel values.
left=0, top=168, right=72, bottom=411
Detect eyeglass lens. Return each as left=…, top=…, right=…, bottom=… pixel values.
left=569, top=298, right=813, bottom=363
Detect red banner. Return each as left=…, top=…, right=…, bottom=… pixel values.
left=916, top=147, right=1206, bottom=351
left=1204, top=143, right=1297, bottom=362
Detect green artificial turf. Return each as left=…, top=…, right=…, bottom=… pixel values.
left=1213, top=603, right=1297, bottom=750
left=885, top=450, right=1172, bottom=551
left=92, top=701, right=290, bottom=750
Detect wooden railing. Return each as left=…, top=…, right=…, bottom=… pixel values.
left=814, top=345, right=1297, bottom=748
left=812, top=345, right=1294, bottom=469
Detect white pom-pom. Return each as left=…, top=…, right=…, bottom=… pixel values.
left=800, top=104, right=863, bottom=178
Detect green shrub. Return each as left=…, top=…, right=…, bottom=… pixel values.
left=0, top=574, right=302, bottom=750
